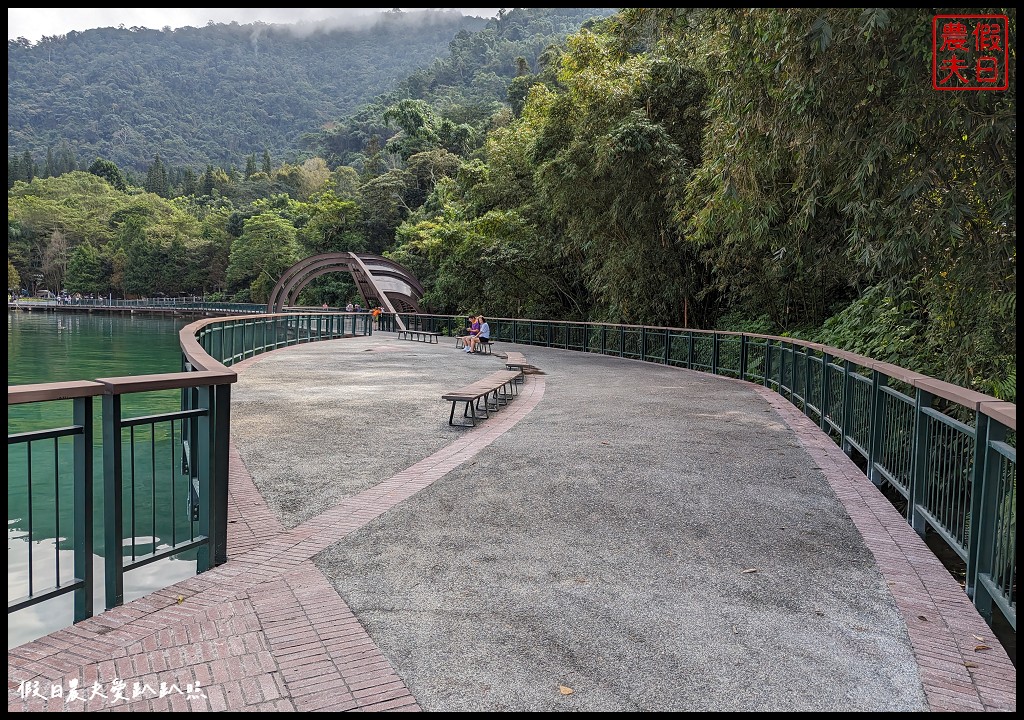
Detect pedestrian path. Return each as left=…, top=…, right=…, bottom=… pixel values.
left=6, top=338, right=1015, bottom=712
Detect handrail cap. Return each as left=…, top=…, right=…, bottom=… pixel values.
left=979, top=400, right=1016, bottom=431
left=8, top=380, right=106, bottom=405
left=96, top=371, right=236, bottom=395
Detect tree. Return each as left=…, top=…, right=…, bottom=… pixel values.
left=55, top=142, right=79, bottom=175
left=301, top=193, right=366, bottom=254
left=262, top=149, right=272, bottom=175
left=245, top=154, right=257, bottom=180
left=41, top=228, right=69, bottom=293
left=295, top=158, right=332, bottom=200
left=44, top=147, right=56, bottom=178
left=358, top=169, right=417, bottom=252
left=144, top=154, right=169, bottom=197
left=8, top=260, right=20, bottom=293
left=119, top=216, right=157, bottom=296
left=226, top=213, right=300, bottom=303
left=200, top=165, right=216, bottom=196
left=21, top=151, right=36, bottom=182
left=65, top=242, right=105, bottom=294
left=180, top=167, right=198, bottom=196
left=8, top=155, right=21, bottom=189
left=87, top=157, right=128, bottom=191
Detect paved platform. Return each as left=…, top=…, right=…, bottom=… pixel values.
left=7, top=335, right=1016, bottom=711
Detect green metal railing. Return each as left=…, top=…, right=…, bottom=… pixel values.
left=8, top=311, right=372, bottom=625
left=9, top=306, right=1014, bottom=638
left=390, top=313, right=1016, bottom=632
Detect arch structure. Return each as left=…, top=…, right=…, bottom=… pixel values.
left=267, top=253, right=425, bottom=329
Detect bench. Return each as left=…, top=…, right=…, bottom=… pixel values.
left=442, top=369, right=524, bottom=427
left=455, top=336, right=492, bottom=354
left=397, top=329, right=440, bottom=344
left=504, top=351, right=529, bottom=382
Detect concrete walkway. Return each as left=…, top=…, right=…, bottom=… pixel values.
left=6, top=334, right=1016, bottom=711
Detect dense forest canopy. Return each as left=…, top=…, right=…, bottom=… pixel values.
left=7, top=7, right=1016, bottom=403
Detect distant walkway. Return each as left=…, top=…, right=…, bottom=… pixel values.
left=7, top=336, right=1016, bottom=712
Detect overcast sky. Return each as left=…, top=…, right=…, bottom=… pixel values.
left=7, top=8, right=502, bottom=43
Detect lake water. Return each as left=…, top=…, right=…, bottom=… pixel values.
left=7, top=310, right=199, bottom=649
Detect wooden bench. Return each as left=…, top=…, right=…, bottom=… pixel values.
left=442, top=369, right=523, bottom=427
left=397, top=329, right=440, bottom=344
left=504, top=351, right=529, bottom=382
left=455, top=336, right=492, bottom=354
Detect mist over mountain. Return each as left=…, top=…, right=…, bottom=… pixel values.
left=8, top=9, right=493, bottom=172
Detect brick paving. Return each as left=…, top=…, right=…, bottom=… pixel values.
left=753, top=386, right=1016, bottom=712
left=7, top=361, right=546, bottom=712
left=6, top=345, right=1016, bottom=712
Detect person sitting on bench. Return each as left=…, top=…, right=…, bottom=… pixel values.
left=460, top=315, right=480, bottom=350
left=466, top=316, right=490, bottom=353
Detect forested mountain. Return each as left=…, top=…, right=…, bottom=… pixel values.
left=8, top=10, right=493, bottom=172
left=7, top=8, right=1016, bottom=402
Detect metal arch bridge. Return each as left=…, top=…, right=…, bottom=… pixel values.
left=267, top=252, right=425, bottom=329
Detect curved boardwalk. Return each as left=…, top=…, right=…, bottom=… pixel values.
left=7, top=336, right=1016, bottom=712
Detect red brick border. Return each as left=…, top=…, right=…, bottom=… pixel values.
left=753, top=385, right=1016, bottom=712
left=7, top=352, right=546, bottom=712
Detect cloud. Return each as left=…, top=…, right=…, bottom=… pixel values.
left=8, top=8, right=501, bottom=43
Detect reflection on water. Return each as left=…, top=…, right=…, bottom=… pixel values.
left=8, top=526, right=198, bottom=649
left=8, top=310, right=194, bottom=648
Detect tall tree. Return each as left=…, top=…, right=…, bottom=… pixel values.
left=41, top=228, right=69, bottom=293
left=21, top=151, right=36, bottom=182
left=144, top=154, right=169, bottom=197
left=55, top=141, right=78, bottom=175
left=44, top=147, right=56, bottom=178
left=180, top=167, right=198, bottom=196
left=8, top=155, right=22, bottom=189
left=200, top=165, right=216, bottom=196
left=262, top=149, right=272, bottom=175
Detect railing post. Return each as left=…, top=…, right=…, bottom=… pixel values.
left=739, top=335, right=748, bottom=380
left=686, top=331, right=694, bottom=369
left=547, top=321, right=552, bottom=347
left=803, top=345, right=812, bottom=416
left=640, top=326, right=647, bottom=363
left=619, top=325, right=624, bottom=358
left=966, top=411, right=990, bottom=603
left=712, top=333, right=720, bottom=375
left=102, top=393, right=124, bottom=610
left=839, top=360, right=853, bottom=454
left=819, top=353, right=831, bottom=431
left=664, top=329, right=670, bottom=365
left=867, top=370, right=888, bottom=486
left=764, top=340, right=773, bottom=387
left=73, top=396, right=94, bottom=622
left=196, top=386, right=215, bottom=573
left=212, top=383, right=230, bottom=566
left=908, top=388, right=934, bottom=536
left=778, top=342, right=787, bottom=398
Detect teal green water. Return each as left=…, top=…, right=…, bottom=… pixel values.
left=8, top=310, right=200, bottom=648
